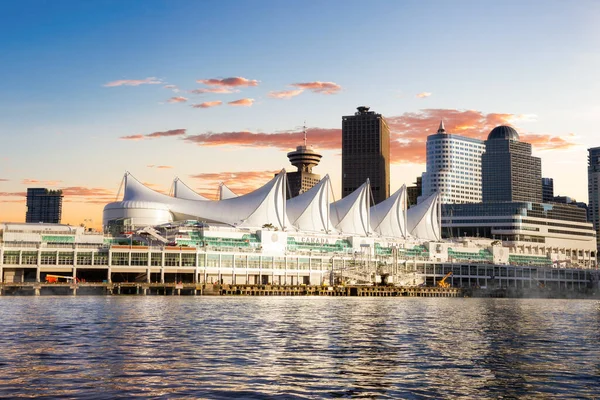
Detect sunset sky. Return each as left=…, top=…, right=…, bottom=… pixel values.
left=1, top=1, right=599, bottom=229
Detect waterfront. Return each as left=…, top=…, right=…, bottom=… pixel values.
left=0, top=297, right=599, bottom=398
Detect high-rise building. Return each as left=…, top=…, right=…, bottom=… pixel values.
left=588, top=146, right=600, bottom=253
left=482, top=126, right=542, bottom=203
left=420, top=121, right=485, bottom=204
left=407, top=176, right=422, bottom=207
left=25, top=188, right=63, bottom=223
left=286, top=127, right=322, bottom=199
left=542, top=177, right=554, bottom=203
left=342, top=106, right=390, bottom=205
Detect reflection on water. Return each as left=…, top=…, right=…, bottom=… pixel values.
left=0, top=297, right=598, bottom=398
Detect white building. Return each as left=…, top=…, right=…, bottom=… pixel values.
left=420, top=121, right=485, bottom=204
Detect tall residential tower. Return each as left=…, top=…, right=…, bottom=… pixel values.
left=25, top=188, right=63, bottom=224
left=420, top=121, right=485, bottom=204
left=588, top=146, right=600, bottom=253
left=342, top=106, right=390, bottom=204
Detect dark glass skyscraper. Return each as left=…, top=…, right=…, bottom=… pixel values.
left=342, top=106, right=390, bottom=205
left=25, top=188, right=63, bottom=223
left=542, top=177, right=554, bottom=203
left=482, top=126, right=542, bottom=203
left=588, top=146, right=600, bottom=253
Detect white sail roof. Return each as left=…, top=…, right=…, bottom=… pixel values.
left=329, top=181, right=370, bottom=236
left=370, top=185, right=407, bottom=238
left=286, top=175, right=332, bottom=233
left=173, top=178, right=209, bottom=201
left=122, top=172, right=289, bottom=229
left=406, top=192, right=441, bottom=241
left=219, top=183, right=238, bottom=200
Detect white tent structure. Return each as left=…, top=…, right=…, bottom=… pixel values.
left=104, top=171, right=289, bottom=230
left=329, top=181, right=370, bottom=236
left=370, top=185, right=408, bottom=238
left=406, top=192, right=441, bottom=241
left=219, top=183, right=238, bottom=200
left=173, top=178, right=209, bottom=201
left=286, top=175, right=333, bottom=233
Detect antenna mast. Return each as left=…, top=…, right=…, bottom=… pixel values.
left=303, top=120, right=307, bottom=147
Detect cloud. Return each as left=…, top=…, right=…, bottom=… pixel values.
left=197, top=77, right=259, bottom=87
left=147, top=165, right=173, bottom=169
left=189, top=170, right=280, bottom=198
left=0, top=178, right=9, bottom=182
left=190, top=88, right=237, bottom=94
left=268, top=89, right=304, bottom=99
left=163, top=84, right=179, bottom=93
left=228, top=98, right=255, bottom=107
left=60, top=187, right=114, bottom=197
left=291, top=81, right=341, bottom=94
left=104, top=77, right=162, bottom=87
left=167, top=96, right=188, bottom=103
left=120, top=129, right=186, bottom=141
left=21, top=179, right=62, bottom=186
left=416, top=92, right=432, bottom=98
left=191, top=101, right=223, bottom=109
left=0, top=191, right=26, bottom=197
left=183, top=127, right=341, bottom=150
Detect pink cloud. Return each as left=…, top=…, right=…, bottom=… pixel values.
left=268, top=89, right=304, bottom=99
left=21, top=179, right=62, bottom=186
left=167, top=96, right=188, bottom=103
left=291, top=81, right=341, bottom=94
left=147, top=165, right=173, bottom=169
left=416, top=92, right=432, bottom=98
left=191, top=101, right=223, bottom=109
left=103, top=77, right=162, bottom=87
left=197, top=77, right=259, bottom=87
left=190, top=170, right=280, bottom=198
left=190, top=88, right=237, bottom=94
left=120, top=129, right=186, bottom=141
left=164, top=85, right=180, bottom=93
left=228, top=98, right=255, bottom=107
left=0, top=178, right=9, bottom=182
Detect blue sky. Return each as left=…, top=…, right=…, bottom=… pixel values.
left=1, top=0, right=599, bottom=227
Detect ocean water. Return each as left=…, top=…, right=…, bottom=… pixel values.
left=0, top=297, right=598, bottom=399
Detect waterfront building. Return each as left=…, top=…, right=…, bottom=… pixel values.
left=588, top=146, right=600, bottom=254
left=542, top=177, right=554, bottom=203
left=25, top=188, right=63, bottom=224
left=420, top=121, right=485, bottom=204
left=407, top=176, right=422, bottom=207
left=482, top=126, right=542, bottom=203
left=342, top=106, right=390, bottom=204
left=286, top=127, right=322, bottom=198
left=442, top=202, right=596, bottom=269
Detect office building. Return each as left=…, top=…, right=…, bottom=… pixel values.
left=407, top=176, right=422, bottom=207
left=542, top=177, right=554, bottom=203
left=25, top=188, right=63, bottom=224
left=420, top=121, right=485, bottom=204
left=588, top=147, right=600, bottom=253
left=286, top=128, right=322, bottom=199
left=342, top=106, right=390, bottom=204
left=482, top=126, right=542, bottom=203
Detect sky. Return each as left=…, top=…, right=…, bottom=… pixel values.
left=1, top=0, right=599, bottom=230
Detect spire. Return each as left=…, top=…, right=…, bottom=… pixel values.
left=303, top=120, right=307, bottom=147
left=437, top=119, right=446, bottom=133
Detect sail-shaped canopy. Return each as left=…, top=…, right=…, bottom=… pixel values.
left=173, top=178, right=209, bottom=201
left=219, top=183, right=238, bottom=200
left=121, top=171, right=289, bottom=229
left=406, top=192, right=441, bottom=241
left=286, top=175, right=332, bottom=233
left=370, top=185, right=407, bottom=239
left=329, top=181, right=370, bottom=236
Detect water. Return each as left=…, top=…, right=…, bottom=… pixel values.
left=0, top=297, right=598, bottom=399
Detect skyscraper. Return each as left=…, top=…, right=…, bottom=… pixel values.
left=482, top=126, right=542, bottom=203
left=342, top=106, right=390, bottom=204
left=286, top=127, right=322, bottom=199
left=25, top=188, right=63, bottom=223
left=420, top=121, right=485, bottom=204
left=588, top=146, right=600, bottom=253
left=542, top=177, right=554, bottom=203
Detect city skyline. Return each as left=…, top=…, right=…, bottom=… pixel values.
left=1, top=1, right=599, bottom=229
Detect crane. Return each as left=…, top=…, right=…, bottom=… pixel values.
left=437, top=271, right=453, bottom=288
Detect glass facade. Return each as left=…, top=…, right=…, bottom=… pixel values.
left=588, top=147, right=600, bottom=253
left=482, top=134, right=542, bottom=203
left=342, top=106, right=390, bottom=205
left=25, top=188, right=63, bottom=224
